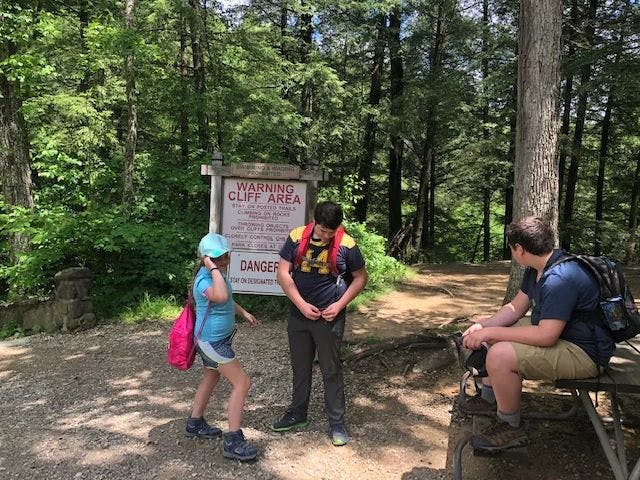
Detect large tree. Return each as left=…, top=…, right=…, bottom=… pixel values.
left=0, top=6, right=34, bottom=263
left=122, top=0, right=137, bottom=209
left=354, top=13, right=385, bottom=224
left=388, top=6, right=405, bottom=241
left=505, top=0, right=563, bottom=300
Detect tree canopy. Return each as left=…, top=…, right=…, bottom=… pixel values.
left=1, top=0, right=639, bottom=317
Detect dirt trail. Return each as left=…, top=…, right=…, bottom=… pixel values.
left=1, top=262, right=637, bottom=480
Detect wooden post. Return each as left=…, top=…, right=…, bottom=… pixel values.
left=209, top=151, right=223, bottom=233
left=306, top=181, right=318, bottom=223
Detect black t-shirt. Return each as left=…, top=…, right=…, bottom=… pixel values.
left=520, top=249, right=615, bottom=366
left=279, top=225, right=366, bottom=318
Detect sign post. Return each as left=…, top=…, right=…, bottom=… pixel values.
left=201, top=160, right=324, bottom=295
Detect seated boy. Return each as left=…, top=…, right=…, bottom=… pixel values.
left=461, top=216, right=614, bottom=451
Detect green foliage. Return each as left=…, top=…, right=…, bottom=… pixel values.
left=0, top=203, right=201, bottom=317
left=121, top=293, right=182, bottom=324
left=1, top=0, right=639, bottom=332
left=0, top=322, right=26, bottom=340
left=343, top=222, right=407, bottom=294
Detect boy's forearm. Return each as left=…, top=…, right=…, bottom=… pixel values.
left=481, top=304, right=521, bottom=327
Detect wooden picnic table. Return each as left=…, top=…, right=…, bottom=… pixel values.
left=455, top=339, right=640, bottom=480
left=555, top=339, right=640, bottom=480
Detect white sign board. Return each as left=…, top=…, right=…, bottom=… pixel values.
left=221, top=177, right=307, bottom=294
left=228, top=251, right=282, bottom=295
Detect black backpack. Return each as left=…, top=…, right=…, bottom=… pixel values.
left=548, top=254, right=640, bottom=342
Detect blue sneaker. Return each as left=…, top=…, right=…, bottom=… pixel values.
left=185, top=417, right=222, bottom=439
left=330, top=424, right=349, bottom=446
left=223, top=429, right=259, bottom=461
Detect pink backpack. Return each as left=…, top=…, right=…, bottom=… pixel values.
left=167, top=292, right=209, bottom=370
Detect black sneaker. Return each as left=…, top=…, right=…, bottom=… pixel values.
left=185, top=417, right=222, bottom=439
left=270, top=412, right=309, bottom=432
left=223, top=429, right=258, bottom=461
left=471, top=421, right=528, bottom=452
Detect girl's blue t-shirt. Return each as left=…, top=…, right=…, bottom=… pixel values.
left=193, top=267, right=235, bottom=342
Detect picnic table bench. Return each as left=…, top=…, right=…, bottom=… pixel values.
left=454, top=338, right=640, bottom=480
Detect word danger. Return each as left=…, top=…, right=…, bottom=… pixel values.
left=227, top=181, right=302, bottom=204
left=240, top=259, right=279, bottom=273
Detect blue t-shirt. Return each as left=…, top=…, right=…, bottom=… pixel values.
left=520, top=249, right=615, bottom=366
left=193, top=266, right=235, bottom=341
left=279, top=226, right=366, bottom=319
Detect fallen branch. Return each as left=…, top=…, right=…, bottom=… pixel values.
left=343, top=330, right=449, bottom=363
left=427, top=285, right=455, bottom=297
left=441, top=315, right=471, bottom=326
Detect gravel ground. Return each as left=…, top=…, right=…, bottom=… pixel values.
left=0, top=320, right=457, bottom=480
left=3, top=262, right=639, bottom=480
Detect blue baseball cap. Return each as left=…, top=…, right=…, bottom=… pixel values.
left=198, top=233, right=230, bottom=258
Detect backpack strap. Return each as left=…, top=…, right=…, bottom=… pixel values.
left=294, top=223, right=345, bottom=275
left=327, top=226, right=345, bottom=275
left=548, top=253, right=617, bottom=299
left=536, top=253, right=573, bottom=285
left=573, top=255, right=619, bottom=299
left=294, top=222, right=315, bottom=268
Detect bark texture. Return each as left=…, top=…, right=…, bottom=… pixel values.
left=354, top=15, right=385, bottom=223
left=412, top=0, right=448, bottom=252
left=122, top=0, right=137, bottom=208
left=506, top=0, right=563, bottom=301
left=388, top=8, right=405, bottom=242
left=0, top=39, right=34, bottom=261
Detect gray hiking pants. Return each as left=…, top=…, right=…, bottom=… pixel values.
left=287, top=311, right=346, bottom=427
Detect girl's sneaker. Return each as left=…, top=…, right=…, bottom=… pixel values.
left=223, top=429, right=259, bottom=461
left=185, top=417, right=222, bottom=439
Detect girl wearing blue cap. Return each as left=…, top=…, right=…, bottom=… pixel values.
left=186, top=232, right=259, bottom=461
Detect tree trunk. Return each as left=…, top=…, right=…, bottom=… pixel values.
left=354, top=15, right=384, bottom=223
left=412, top=0, right=448, bottom=252
left=388, top=8, right=404, bottom=241
left=188, top=0, right=212, bottom=153
left=78, top=0, right=91, bottom=92
left=503, top=78, right=517, bottom=260
left=558, top=0, right=578, bottom=210
left=280, top=2, right=292, bottom=162
left=560, top=0, right=598, bottom=251
left=0, top=39, right=34, bottom=262
left=122, top=0, right=137, bottom=209
left=483, top=186, right=490, bottom=261
left=594, top=93, right=612, bottom=256
left=178, top=4, right=189, bottom=164
left=481, top=0, right=490, bottom=262
left=505, top=0, right=563, bottom=302
left=299, top=8, right=313, bottom=168
left=427, top=148, right=437, bottom=248
left=627, top=151, right=640, bottom=263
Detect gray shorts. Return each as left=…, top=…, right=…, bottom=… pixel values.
left=196, top=328, right=237, bottom=369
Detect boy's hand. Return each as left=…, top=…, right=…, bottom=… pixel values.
left=299, top=302, right=322, bottom=320
left=462, top=323, right=483, bottom=337
left=320, top=302, right=342, bottom=321
left=462, top=329, right=488, bottom=350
